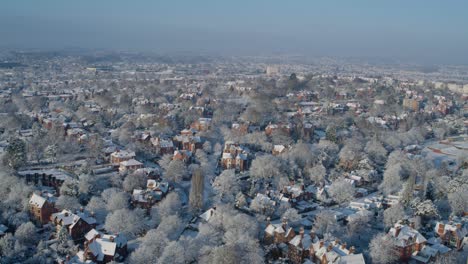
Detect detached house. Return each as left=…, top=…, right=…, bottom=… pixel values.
left=310, top=239, right=364, bottom=264
left=119, top=159, right=144, bottom=173
left=110, top=150, right=136, bottom=164
left=434, top=219, right=467, bottom=250
left=83, top=229, right=128, bottom=263
left=388, top=222, right=427, bottom=262
left=132, top=180, right=170, bottom=209
left=264, top=218, right=296, bottom=245
left=29, top=192, right=57, bottom=225
left=50, top=209, right=97, bottom=241
left=221, top=141, right=249, bottom=171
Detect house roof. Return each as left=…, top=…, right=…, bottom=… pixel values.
left=29, top=193, right=47, bottom=208
left=120, top=159, right=143, bottom=167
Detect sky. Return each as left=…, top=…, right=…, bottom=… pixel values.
left=1, top=0, right=468, bottom=64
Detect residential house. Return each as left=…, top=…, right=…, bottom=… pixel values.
left=190, top=117, right=212, bottom=131
left=29, top=192, right=57, bottom=225
left=272, top=145, right=288, bottom=156
left=83, top=229, right=128, bottom=263
left=221, top=141, right=249, bottom=171
left=309, top=239, right=364, bottom=264
left=110, top=150, right=136, bottom=164
left=119, top=159, right=144, bottom=173
left=173, top=150, right=192, bottom=163
left=434, top=219, right=467, bottom=250
left=132, top=180, right=169, bottom=209
left=388, top=222, right=427, bottom=262
left=151, top=137, right=174, bottom=155
left=264, top=218, right=296, bottom=245
left=50, top=209, right=96, bottom=241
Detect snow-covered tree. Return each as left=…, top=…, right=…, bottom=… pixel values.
left=380, top=164, right=403, bottom=195
left=328, top=178, right=355, bottom=204
left=213, top=169, right=238, bottom=202
left=3, top=137, right=27, bottom=169
left=104, top=208, right=147, bottom=239
left=55, top=195, right=80, bottom=211
left=282, top=208, right=301, bottom=223
left=15, top=222, right=38, bottom=246
left=189, top=168, right=204, bottom=211
left=369, top=233, right=398, bottom=264
left=313, top=211, right=340, bottom=236
left=122, top=171, right=147, bottom=192
left=383, top=204, right=406, bottom=228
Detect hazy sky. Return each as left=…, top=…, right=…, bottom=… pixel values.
left=1, top=0, right=468, bottom=64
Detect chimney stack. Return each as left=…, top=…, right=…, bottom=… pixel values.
left=327, top=244, right=333, bottom=252
left=395, top=225, right=402, bottom=237
left=349, top=246, right=355, bottom=254
left=310, top=231, right=316, bottom=239
left=282, top=217, right=288, bottom=230
left=341, top=242, right=347, bottom=250
left=299, top=226, right=305, bottom=238
left=319, top=240, right=324, bottom=248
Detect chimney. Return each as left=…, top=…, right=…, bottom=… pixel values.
left=309, top=231, right=316, bottom=239
left=349, top=246, right=355, bottom=254
left=341, top=242, right=347, bottom=250
left=327, top=243, right=333, bottom=252
left=110, top=236, right=115, bottom=242
left=299, top=226, right=305, bottom=238
left=266, top=217, right=271, bottom=225
left=319, top=240, right=324, bottom=248
left=395, top=225, right=402, bottom=237
left=282, top=217, right=288, bottom=230
left=334, top=239, right=340, bottom=245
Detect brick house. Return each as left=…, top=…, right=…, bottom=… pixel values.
left=83, top=229, right=128, bottom=263
left=288, top=227, right=317, bottom=264
left=434, top=220, right=467, bottom=250
left=309, top=239, right=364, bottom=264
left=50, top=210, right=97, bottom=241
left=264, top=218, right=296, bottom=245
left=221, top=141, right=249, bottom=171
left=29, top=192, right=57, bottom=225
left=119, top=159, right=144, bottom=173
left=110, top=150, right=136, bottom=164
left=132, top=180, right=169, bottom=210
left=272, top=145, right=287, bottom=156
left=151, top=137, right=174, bottom=155
left=172, top=134, right=202, bottom=152
left=388, top=223, right=427, bottom=262
left=190, top=117, right=212, bottom=131
left=173, top=150, right=192, bottom=163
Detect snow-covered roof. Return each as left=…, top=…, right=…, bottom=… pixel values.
left=29, top=193, right=48, bottom=208
left=120, top=159, right=143, bottom=167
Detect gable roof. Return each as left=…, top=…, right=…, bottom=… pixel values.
left=29, top=193, right=48, bottom=208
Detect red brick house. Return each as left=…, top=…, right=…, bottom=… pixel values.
left=388, top=223, right=427, bottom=262
left=83, top=229, right=128, bottom=263
left=29, top=192, right=57, bottom=225
left=221, top=141, right=249, bottom=171
left=434, top=220, right=467, bottom=251
left=50, top=210, right=97, bottom=241
left=264, top=218, right=296, bottom=245
left=110, top=150, right=136, bottom=164
left=119, top=159, right=144, bottom=173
